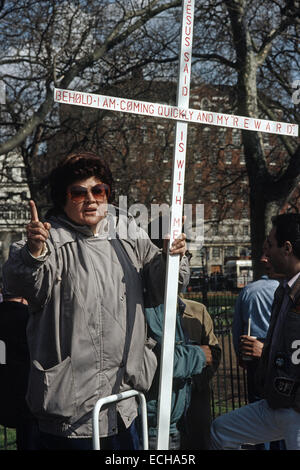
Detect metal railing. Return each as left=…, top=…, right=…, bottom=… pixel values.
left=92, top=390, right=148, bottom=450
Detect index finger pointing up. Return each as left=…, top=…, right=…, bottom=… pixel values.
left=29, top=200, right=39, bottom=222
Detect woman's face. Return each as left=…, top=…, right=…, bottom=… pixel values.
left=63, top=176, right=109, bottom=232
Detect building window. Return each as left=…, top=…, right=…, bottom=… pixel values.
left=225, top=246, right=235, bottom=258
left=212, top=224, right=219, bottom=236
left=195, top=171, right=202, bottom=182
left=147, top=150, right=155, bottom=162
left=201, top=98, right=211, bottom=110
left=232, top=129, right=241, bottom=147
left=243, top=225, right=249, bottom=236
left=211, top=207, right=218, bottom=218
left=240, top=247, right=251, bottom=257
left=217, top=129, right=226, bottom=146
left=211, top=191, right=218, bottom=203
left=212, top=247, right=220, bottom=258
left=224, top=148, right=232, bottom=164
left=142, top=127, right=149, bottom=143
left=131, top=186, right=139, bottom=201
left=263, top=134, right=271, bottom=149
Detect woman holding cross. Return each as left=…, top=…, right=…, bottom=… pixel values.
left=3, top=151, right=189, bottom=450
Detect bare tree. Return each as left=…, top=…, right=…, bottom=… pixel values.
left=191, top=0, right=300, bottom=277
left=0, top=0, right=181, bottom=198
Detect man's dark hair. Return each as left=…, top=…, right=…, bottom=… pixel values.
left=148, top=215, right=170, bottom=250
left=48, top=151, right=114, bottom=210
left=272, top=213, right=300, bottom=259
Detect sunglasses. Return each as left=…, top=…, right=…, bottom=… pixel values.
left=68, top=183, right=110, bottom=204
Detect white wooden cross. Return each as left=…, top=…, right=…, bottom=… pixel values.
left=53, top=0, right=298, bottom=450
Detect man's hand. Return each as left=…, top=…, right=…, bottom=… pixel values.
left=239, top=335, right=264, bottom=359
left=26, top=200, right=51, bottom=257
left=163, top=233, right=187, bottom=259
left=200, top=345, right=213, bottom=366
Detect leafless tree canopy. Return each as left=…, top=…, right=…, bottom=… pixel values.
left=0, top=0, right=299, bottom=275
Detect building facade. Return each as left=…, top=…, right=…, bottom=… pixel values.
left=0, top=152, right=30, bottom=279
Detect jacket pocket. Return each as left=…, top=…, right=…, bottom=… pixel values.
left=134, top=337, right=157, bottom=392
left=26, top=356, right=77, bottom=420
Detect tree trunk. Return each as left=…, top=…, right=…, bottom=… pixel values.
left=250, top=185, right=282, bottom=279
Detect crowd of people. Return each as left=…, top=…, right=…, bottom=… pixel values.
left=0, top=151, right=299, bottom=450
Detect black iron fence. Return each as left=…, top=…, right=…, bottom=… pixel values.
left=0, top=290, right=246, bottom=450
left=183, top=291, right=248, bottom=418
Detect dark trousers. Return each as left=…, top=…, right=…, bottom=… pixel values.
left=180, top=384, right=212, bottom=450
left=148, top=432, right=181, bottom=450
left=39, top=416, right=140, bottom=451
left=16, top=409, right=41, bottom=450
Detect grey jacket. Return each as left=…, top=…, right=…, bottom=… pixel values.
left=3, top=212, right=189, bottom=438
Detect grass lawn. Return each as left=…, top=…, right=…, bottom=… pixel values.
left=0, top=426, right=16, bottom=450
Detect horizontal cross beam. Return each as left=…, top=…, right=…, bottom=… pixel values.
left=54, top=88, right=299, bottom=137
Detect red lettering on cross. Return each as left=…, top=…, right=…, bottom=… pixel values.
left=172, top=229, right=179, bottom=240
left=177, top=159, right=185, bottom=169
left=184, top=52, right=190, bottom=63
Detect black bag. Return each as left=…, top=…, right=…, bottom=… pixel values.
left=0, top=300, right=30, bottom=428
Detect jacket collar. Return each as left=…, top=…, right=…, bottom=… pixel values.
left=47, top=208, right=137, bottom=249
left=289, top=273, right=300, bottom=303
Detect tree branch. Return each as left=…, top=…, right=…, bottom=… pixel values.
left=257, top=95, right=298, bottom=157
left=192, top=52, right=237, bottom=69
left=0, top=0, right=181, bottom=155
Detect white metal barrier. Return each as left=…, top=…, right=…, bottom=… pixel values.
left=92, top=389, right=148, bottom=450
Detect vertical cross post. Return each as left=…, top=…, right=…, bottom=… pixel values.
left=156, top=0, right=194, bottom=450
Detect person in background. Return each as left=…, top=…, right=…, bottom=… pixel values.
left=145, top=217, right=220, bottom=450
left=211, top=214, right=300, bottom=450
left=179, top=295, right=221, bottom=450
left=232, top=254, right=286, bottom=450
left=0, top=293, right=40, bottom=450
left=144, top=298, right=212, bottom=450
left=3, top=151, right=189, bottom=450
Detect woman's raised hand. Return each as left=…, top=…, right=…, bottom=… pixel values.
left=26, top=200, right=51, bottom=257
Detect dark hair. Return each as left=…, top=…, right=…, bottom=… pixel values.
left=48, top=151, right=114, bottom=210
left=272, top=213, right=300, bottom=259
left=148, top=215, right=170, bottom=250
